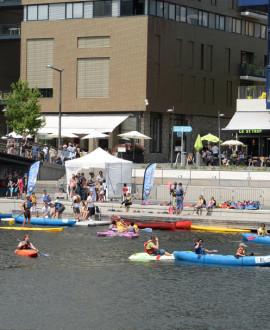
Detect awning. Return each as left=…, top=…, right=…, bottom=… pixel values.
left=38, top=114, right=129, bottom=135
left=223, top=111, right=270, bottom=132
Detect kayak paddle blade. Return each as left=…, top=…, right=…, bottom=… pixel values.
left=142, top=228, right=152, bottom=232
left=156, top=255, right=161, bottom=260
left=8, top=219, right=15, bottom=226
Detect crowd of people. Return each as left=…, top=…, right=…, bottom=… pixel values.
left=5, top=134, right=88, bottom=165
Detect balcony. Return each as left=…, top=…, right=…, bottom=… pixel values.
left=0, top=90, right=11, bottom=105
left=0, top=24, right=20, bottom=39
left=238, top=85, right=265, bottom=99
left=240, top=63, right=266, bottom=82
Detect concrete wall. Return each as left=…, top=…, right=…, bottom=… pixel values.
left=39, top=162, right=65, bottom=180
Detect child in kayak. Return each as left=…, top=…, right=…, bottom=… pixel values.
left=108, top=220, right=118, bottom=231
left=194, top=238, right=213, bottom=255
left=144, top=236, right=173, bottom=256
left=236, top=243, right=247, bottom=257
left=257, top=223, right=267, bottom=236
left=124, top=221, right=139, bottom=234
left=17, top=235, right=38, bottom=252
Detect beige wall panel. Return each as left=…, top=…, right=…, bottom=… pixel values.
left=21, top=17, right=148, bottom=113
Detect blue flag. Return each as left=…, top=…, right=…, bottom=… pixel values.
left=27, top=161, right=40, bottom=194
left=142, top=163, right=156, bottom=201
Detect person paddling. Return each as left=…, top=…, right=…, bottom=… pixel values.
left=108, top=220, right=118, bottom=232
left=236, top=243, right=247, bottom=257
left=194, top=238, right=214, bottom=255
left=21, top=194, right=32, bottom=228
left=17, top=235, right=38, bottom=252
left=124, top=221, right=139, bottom=234
left=144, top=236, right=173, bottom=256
left=257, top=223, right=267, bottom=236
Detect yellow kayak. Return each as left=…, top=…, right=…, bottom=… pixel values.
left=190, top=225, right=251, bottom=233
left=0, top=226, right=63, bottom=232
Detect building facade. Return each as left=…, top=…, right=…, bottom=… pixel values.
left=18, top=0, right=267, bottom=161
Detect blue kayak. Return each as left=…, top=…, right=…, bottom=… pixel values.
left=242, top=233, right=270, bottom=244
left=0, top=213, right=12, bottom=219
left=173, top=251, right=270, bottom=267
left=15, top=216, right=76, bottom=227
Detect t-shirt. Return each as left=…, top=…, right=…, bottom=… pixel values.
left=146, top=242, right=154, bottom=250
left=73, top=195, right=80, bottom=208
left=87, top=195, right=94, bottom=208
left=123, top=187, right=128, bottom=195
left=102, top=183, right=107, bottom=191
left=211, top=146, right=219, bottom=154
left=42, top=206, right=50, bottom=214
left=43, top=194, right=51, bottom=203
left=32, top=146, right=40, bottom=156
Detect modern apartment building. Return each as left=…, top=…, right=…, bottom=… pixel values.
left=17, top=0, right=268, bottom=161
left=0, top=0, right=22, bottom=136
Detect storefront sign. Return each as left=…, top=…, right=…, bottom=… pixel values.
left=238, top=129, right=262, bottom=134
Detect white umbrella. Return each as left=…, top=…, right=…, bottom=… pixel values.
left=46, top=132, right=79, bottom=139
left=82, top=131, right=109, bottom=139
left=118, top=130, right=151, bottom=140
left=8, top=132, right=22, bottom=139
left=221, top=140, right=243, bottom=146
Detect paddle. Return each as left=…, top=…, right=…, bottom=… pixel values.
left=141, top=228, right=152, bottom=232
left=8, top=233, right=50, bottom=257
left=9, top=219, right=15, bottom=226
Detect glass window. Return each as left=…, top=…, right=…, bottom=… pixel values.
left=28, top=5, right=38, bottom=21
left=93, top=1, right=112, bottom=17
left=220, top=16, right=224, bottom=30
left=157, top=1, right=163, bottom=17
left=73, top=3, right=83, bottom=18
left=225, top=16, right=232, bottom=32
left=187, top=7, right=198, bottom=25
left=248, top=22, right=254, bottom=36
left=169, top=4, right=175, bottom=20
left=38, top=5, right=48, bottom=20
left=236, top=19, right=241, bottom=34
left=121, top=0, right=133, bottom=16
left=149, top=0, right=156, bottom=15
left=241, top=20, right=245, bottom=35
left=163, top=2, right=168, bottom=19
left=175, top=5, right=180, bottom=21
left=180, top=6, right=186, bottom=22
left=150, top=113, right=162, bottom=153
left=261, top=25, right=266, bottom=39
left=208, top=12, right=215, bottom=29
left=66, top=3, right=72, bottom=18
left=254, top=23, right=260, bottom=38
left=202, top=11, right=208, bottom=27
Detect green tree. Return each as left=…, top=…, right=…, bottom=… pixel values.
left=3, top=79, right=45, bottom=135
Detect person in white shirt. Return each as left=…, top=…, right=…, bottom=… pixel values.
left=211, top=144, right=219, bottom=157
left=71, top=193, right=81, bottom=221
left=42, top=202, right=51, bottom=218
left=86, top=191, right=95, bottom=220
left=102, top=179, right=107, bottom=202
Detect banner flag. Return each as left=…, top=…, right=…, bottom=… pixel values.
left=27, top=161, right=40, bottom=194
left=142, top=163, right=156, bottom=201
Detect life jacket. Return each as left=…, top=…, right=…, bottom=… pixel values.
left=21, top=241, right=31, bottom=250
left=55, top=202, right=62, bottom=210
left=258, top=228, right=266, bottom=236
left=24, top=199, right=32, bottom=209
left=194, top=243, right=204, bottom=254
left=109, top=224, right=117, bottom=231
left=31, top=196, right=37, bottom=205
left=144, top=240, right=155, bottom=255
left=171, top=187, right=177, bottom=197
left=237, top=247, right=246, bottom=256
left=127, top=226, right=136, bottom=233
left=43, top=194, right=50, bottom=202
left=176, top=187, right=183, bottom=197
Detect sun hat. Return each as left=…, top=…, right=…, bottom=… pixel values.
left=239, top=243, right=247, bottom=248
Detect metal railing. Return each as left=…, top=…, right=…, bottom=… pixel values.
left=0, top=24, right=21, bottom=36
left=238, top=85, right=265, bottom=99
left=240, top=63, right=266, bottom=79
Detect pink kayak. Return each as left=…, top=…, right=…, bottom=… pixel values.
left=97, top=230, right=139, bottom=239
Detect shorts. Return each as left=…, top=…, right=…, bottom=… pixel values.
left=71, top=187, right=76, bottom=191
left=57, top=206, right=65, bottom=214
left=9, top=187, right=14, bottom=193
left=73, top=207, right=80, bottom=214
left=31, top=205, right=36, bottom=212
left=151, top=249, right=165, bottom=256
left=24, top=210, right=31, bottom=218
left=87, top=207, right=95, bottom=216
left=176, top=197, right=183, bottom=210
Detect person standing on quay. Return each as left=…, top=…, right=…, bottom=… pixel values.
left=175, top=183, right=185, bottom=215
left=21, top=194, right=32, bottom=228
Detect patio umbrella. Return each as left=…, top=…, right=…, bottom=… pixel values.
left=201, top=133, right=220, bottom=143
left=82, top=131, right=109, bottom=139
left=118, top=130, right=151, bottom=160
left=221, top=140, right=243, bottom=146
left=194, top=134, right=203, bottom=151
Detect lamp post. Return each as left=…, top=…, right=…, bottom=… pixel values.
left=218, top=111, right=224, bottom=166
left=46, top=65, right=64, bottom=147
left=167, top=107, right=175, bottom=168
left=2, top=108, right=9, bottom=136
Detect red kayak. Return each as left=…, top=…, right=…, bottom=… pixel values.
left=111, top=216, right=182, bottom=231
left=15, top=249, right=38, bottom=258
left=175, top=220, right=191, bottom=229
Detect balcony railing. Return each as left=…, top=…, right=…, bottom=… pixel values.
left=0, top=24, right=20, bottom=36
left=240, top=63, right=266, bottom=79
left=238, top=86, right=266, bottom=99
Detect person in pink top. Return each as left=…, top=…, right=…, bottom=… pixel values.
left=17, top=176, right=24, bottom=199
left=123, top=183, right=128, bottom=201
left=69, top=174, right=77, bottom=200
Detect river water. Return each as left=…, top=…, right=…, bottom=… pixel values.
left=1, top=225, right=270, bottom=329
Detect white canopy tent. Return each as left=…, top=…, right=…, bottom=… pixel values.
left=65, top=147, right=133, bottom=199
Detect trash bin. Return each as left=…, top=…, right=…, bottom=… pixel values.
left=196, top=151, right=201, bottom=167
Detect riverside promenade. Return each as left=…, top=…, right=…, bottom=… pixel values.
left=0, top=197, right=269, bottom=231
